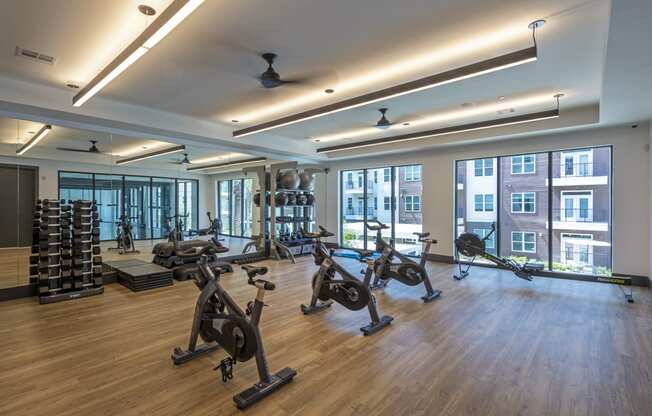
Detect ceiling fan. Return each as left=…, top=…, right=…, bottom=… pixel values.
left=169, top=153, right=192, bottom=165
left=57, top=140, right=108, bottom=154
left=375, top=108, right=393, bottom=129
left=258, top=52, right=305, bottom=89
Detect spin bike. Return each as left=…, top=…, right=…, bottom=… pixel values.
left=454, top=223, right=543, bottom=281
left=367, top=221, right=442, bottom=303
left=300, top=226, right=393, bottom=336
left=171, top=247, right=296, bottom=409
left=108, top=215, right=139, bottom=254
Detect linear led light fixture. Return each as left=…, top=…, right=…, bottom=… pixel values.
left=72, top=0, right=204, bottom=107
left=186, top=157, right=267, bottom=171
left=316, top=109, right=559, bottom=153
left=115, top=144, right=186, bottom=165
left=233, top=47, right=537, bottom=137
left=16, top=125, right=52, bottom=155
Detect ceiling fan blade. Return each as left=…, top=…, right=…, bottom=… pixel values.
left=56, top=147, right=91, bottom=153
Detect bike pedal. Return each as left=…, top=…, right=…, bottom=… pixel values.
left=214, top=357, right=236, bottom=382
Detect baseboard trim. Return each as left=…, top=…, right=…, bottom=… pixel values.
left=426, top=253, right=455, bottom=264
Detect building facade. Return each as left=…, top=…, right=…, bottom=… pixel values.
left=455, top=147, right=611, bottom=275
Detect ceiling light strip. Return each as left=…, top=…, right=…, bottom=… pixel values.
left=233, top=46, right=537, bottom=137
left=115, top=145, right=186, bottom=165
left=16, top=125, right=52, bottom=155
left=72, top=0, right=204, bottom=107
left=186, top=157, right=267, bottom=171
left=316, top=109, right=559, bottom=153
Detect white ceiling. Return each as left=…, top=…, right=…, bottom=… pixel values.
left=0, top=0, right=649, bottom=163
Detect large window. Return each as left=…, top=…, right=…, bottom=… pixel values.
left=511, top=192, right=536, bottom=213
left=455, top=146, right=612, bottom=277
left=58, top=172, right=198, bottom=241
left=217, top=178, right=254, bottom=237
left=340, top=164, right=423, bottom=255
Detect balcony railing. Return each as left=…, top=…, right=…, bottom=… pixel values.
left=552, top=208, right=609, bottom=223
left=344, top=180, right=376, bottom=191
left=345, top=207, right=377, bottom=217
left=556, top=162, right=609, bottom=178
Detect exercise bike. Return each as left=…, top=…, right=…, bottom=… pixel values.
left=453, top=223, right=543, bottom=281
left=300, top=226, right=393, bottom=336
left=171, top=248, right=297, bottom=409
left=166, top=214, right=187, bottom=242
left=107, top=215, right=140, bottom=254
left=367, top=221, right=442, bottom=303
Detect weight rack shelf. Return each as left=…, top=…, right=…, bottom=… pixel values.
left=30, top=199, right=104, bottom=304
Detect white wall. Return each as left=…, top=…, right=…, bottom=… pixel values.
left=649, top=122, right=652, bottom=278
left=0, top=155, right=213, bottom=228
left=321, top=123, right=651, bottom=277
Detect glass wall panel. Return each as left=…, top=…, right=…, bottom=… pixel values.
left=455, top=158, right=498, bottom=264
left=124, top=176, right=151, bottom=240
left=394, top=165, right=423, bottom=255
left=498, top=153, right=548, bottom=267
left=364, top=168, right=391, bottom=249
left=340, top=169, right=367, bottom=249
left=152, top=178, right=176, bottom=239
left=95, top=174, right=123, bottom=241
left=219, top=181, right=231, bottom=235
left=59, top=172, right=93, bottom=201
left=552, top=147, right=612, bottom=275
left=177, top=179, right=198, bottom=233
left=243, top=179, right=254, bottom=237
left=231, top=180, right=243, bottom=236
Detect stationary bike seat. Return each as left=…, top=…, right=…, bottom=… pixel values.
left=413, top=232, right=430, bottom=238
left=248, top=278, right=275, bottom=291
left=366, top=221, right=389, bottom=231
left=241, top=265, right=268, bottom=278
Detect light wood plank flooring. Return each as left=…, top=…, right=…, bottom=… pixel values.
left=0, top=258, right=650, bottom=416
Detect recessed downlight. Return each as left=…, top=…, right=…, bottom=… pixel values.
left=324, top=89, right=334, bottom=94
left=66, top=81, right=80, bottom=89
left=402, top=122, right=410, bottom=126
left=231, top=119, right=239, bottom=123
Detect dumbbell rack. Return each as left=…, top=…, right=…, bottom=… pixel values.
left=273, top=188, right=316, bottom=258
left=29, top=199, right=103, bottom=304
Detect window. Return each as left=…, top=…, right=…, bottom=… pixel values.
left=474, top=159, right=493, bottom=176
left=561, top=191, right=593, bottom=222
left=473, top=228, right=495, bottom=249
left=404, top=165, right=422, bottom=181
left=561, top=233, right=593, bottom=267
left=511, top=154, right=536, bottom=174
left=347, top=172, right=353, bottom=186
left=384, top=197, right=391, bottom=210
left=405, top=195, right=421, bottom=212
left=357, top=175, right=363, bottom=188
left=474, top=194, right=494, bottom=212
left=347, top=197, right=353, bottom=209
left=511, top=192, right=536, bottom=213
left=561, top=150, right=593, bottom=177
left=373, top=171, right=378, bottom=183
left=512, top=231, right=536, bottom=253
left=383, top=168, right=390, bottom=183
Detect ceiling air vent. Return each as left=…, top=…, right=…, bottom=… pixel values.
left=14, top=46, right=56, bottom=65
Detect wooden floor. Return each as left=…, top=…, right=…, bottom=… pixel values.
left=0, top=236, right=249, bottom=289
left=0, top=258, right=651, bottom=416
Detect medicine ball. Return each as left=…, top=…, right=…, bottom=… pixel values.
left=299, top=171, right=315, bottom=190
left=253, top=192, right=261, bottom=207
left=305, top=193, right=315, bottom=206
left=286, top=193, right=297, bottom=205
left=278, top=170, right=300, bottom=190
left=296, top=193, right=307, bottom=205
left=275, top=192, right=288, bottom=206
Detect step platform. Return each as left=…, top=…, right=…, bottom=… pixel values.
left=104, top=259, right=173, bottom=292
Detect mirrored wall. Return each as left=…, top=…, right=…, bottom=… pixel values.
left=58, top=172, right=199, bottom=241
left=217, top=178, right=255, bottom=237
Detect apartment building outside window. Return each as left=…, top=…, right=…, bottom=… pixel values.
left=474, top=159, right=493, bottom=176
left=511, top=154, right=536, bottom=174
left=511, top=192, right=536, bottom=213
left=474, top=194, right=494, bottom=212
left=455, top=146, right=612, bottom=277
left=404, top=165, right=421, bottom=181
left=405, top=195, right=420, bottom=212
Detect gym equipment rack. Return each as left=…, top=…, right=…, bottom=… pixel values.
left=29, top=199, right=103, bottom=304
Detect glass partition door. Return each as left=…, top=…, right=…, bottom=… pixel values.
left=152, top=178, right=176, bottom=239
left=124, top=176, right=151, bottom=240
left=94, top=174, right=123, bottom=241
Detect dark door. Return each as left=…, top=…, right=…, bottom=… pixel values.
left=0, top=165, right=38, bottom=247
